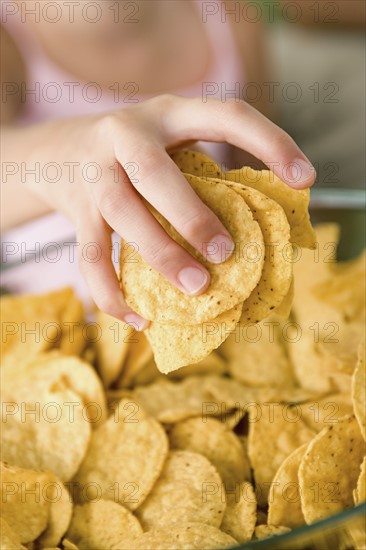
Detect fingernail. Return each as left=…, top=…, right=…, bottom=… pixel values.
left=177, top=266, right=209, bottom=295
left=124, top=313, right=149, bottom=331
left=289, top=159, right=316, bottom=187
left=204, top=234, right=235, bottom=264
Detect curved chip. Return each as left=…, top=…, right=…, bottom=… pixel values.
left=38, top=474, right=73, bottom=547
left=145, top=303, right=242, bottom=373
left=130, top=522, right=236, bottom=550
left=268, top=443, right=307, bottom=528
left=136, top=450, right=226, bottom=529
left=222, top=179, right=292, bottom=323
left=225, top=167, right=316, bottom=249
left=121, top=174, right=264, bottom=324
left=352, top=339, right=365, bottom=439
left=171, top=149, right=224, bottom=180
left=74, top=399, right=168, bottom=510
left=169, top=417, right=248, bottom=490
left=66, top=501, right=143, bottom=550
left=353, top=456, right=366, bottom=505
left=299, top=415, right=366, bottom=523
left=221, top=482, right=257, bottom=543
left=0, top=517, right=27, bottom=550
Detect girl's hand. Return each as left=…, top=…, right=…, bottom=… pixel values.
left=21, top=95, right=316, bottom=329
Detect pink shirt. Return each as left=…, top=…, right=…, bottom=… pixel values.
left=1, top=0, right=245, bottom=303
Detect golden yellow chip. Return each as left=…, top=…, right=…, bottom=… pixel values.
left=130, top=523, right=236, bottom=550
left=115, top=331, right=153, bottom=388
left=121, top=174, right=264, bottom=324
left=222, top=179, right=292, bottom=323
left=300, top=393, right=354, bottom=433
left=146, top=303, right=242, bottom=373
left=352, top=339, right=366, bottom=440
left=268, top=443, right=307, bottom=528
left=171, top=149, right=224, bottom=180
left=275, top=276, right=294, bottom=318
left=225, top=167, right=316, bottom=249
left=136, top=450, right=226, bottom=529
left=169, top=417, right=249, bottom=490
left=255, top=525, right=291, bottom=539
left=74, top=399, right=168, bottom=510
left=247, top=403, right=315, bottom=506
left=0, top=517, right=27, bottom=550
left=299, top=415, right=366, bottom=523
left=37, top=473, right=73, bottom=547
left=66, top=501, right=143, bottom=550
left=353, top=456, right=366, bottom=504
left=221, top=482, right=257, bottom=542
left=94, top=310, right=133, bottom=387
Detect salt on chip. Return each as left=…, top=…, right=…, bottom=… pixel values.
left=1, top=386, right=91, bottom=482
left=94, top=310, right=134, bottom=387
left=74, top=399, right=168, bottom=510
left=145, top=303, right=243, bottom=373
left=224, top=167, right=316, bottom=249
left=171, top=149, right=224, bottom=180
left=222, top=179, right=292, bottom=323
left=121, top=174, right=264, bottom=324
left=299, top=415, right=366, bottom=523
left=136, top=450, right=226, bottom=530
left=169, top=417, right=249, bottom=489
left=268, top=443, right=307, bottom=528
left=247, top=403, right=316, bottom=506
left=221, top=481, right=257, bottom=542
left=353, top=456, right=366, bottom=504
left=0, top=463, right=50, bottom=543
left=352, top=339, right=366, bottom=439
left=66, top=500, right=143, bottom=550
left=130, top=522, right=236, bottom=550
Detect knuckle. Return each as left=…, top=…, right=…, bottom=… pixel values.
left=180, top=208, right=213, bottom=241
left=95, top=189, right=117, bottom=218
left=144, top=239, right=176, bottom=271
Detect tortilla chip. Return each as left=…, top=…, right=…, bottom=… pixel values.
left=115, top=331, right=153, bottom=388
left=268, top=443, right=307, bottom=528
left=66, top=500, right=143, bottom=550
left=255, top=525, right=291, bottom=539
left=225, top=167, right=316, bottom=249
left=0, top=517, right=27, bottom=549
left=352, top=339, right=366, bottom=439
left=74, top=399, right=168, bottom=510
left=221, top=482, right=257, bottom=542
left=353, top=456, right=366, bottom=504
left=275, top=276, right=294, bottom=318
left=130, top=523, right=236, bottom=550
left=171, top=149, right=224, bottom=180
left=121, top=174, right=264, bottom=324
left=299, top=415, right=365, bottom=523
left=300, top=393, right=354, bottom=433
left=136, top=450, right=226, bottom=529
left=37, top=474, right=73, bottom=547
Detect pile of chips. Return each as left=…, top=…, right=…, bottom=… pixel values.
left=1, top=193, right=365, bottom=547
left=120, top=151, right=316, bottom=373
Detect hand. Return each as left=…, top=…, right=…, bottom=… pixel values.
left=21, top=95, right=316, bottom=329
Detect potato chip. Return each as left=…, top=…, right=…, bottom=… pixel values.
left=121, top=174, right=264, bottom=324
left=136, top=450, right=225, bottom=529
left=169, top=417, right=249, bottom=489
left=1, top=351, right=107, bottom=427
left=74, top=399, right=168, bottom=510
left=299, top=415, right=366, bottom=523
left=1, top=387, right=91, bottom=482
left=115, top=331, right=153, bottom=388
left=225, top=167, right=316, bottom=249
left=353, top=456, right=366, bottom=504
left=130, top=522, right=236, bottom=550
left=66, top=500, right=143, bottom=550
left=268, top=443, right=307, bottom=528
left=221, top=481, right=257, bottom=542
left=222, top=179, right=292, bottom=323
left=247, top=403, right=316, bottom=505
left=145, top=303, right=243, bottom=373
left=37, top=474, right=73, bottom=547
left=0, top=463, right=50, bottom=543
left=352, top=339, right=366, bottom=439
left=300, top=393, right=354, bottom=433
left=0, top=517, right=27, bottom=549
left=94, top=310, right=133, bottom=387
left=254, top=525, right=291, bottom=539
left=171, top=149, right=224, bottom=180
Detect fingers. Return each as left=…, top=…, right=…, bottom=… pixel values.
left=160, top=96, right=316, bottom=189
left=77, top=210, right=149, bottom=330
left=115, top=144, right=235, bottom=264
left=91, top=167, right=211, bottom=297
